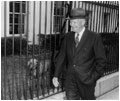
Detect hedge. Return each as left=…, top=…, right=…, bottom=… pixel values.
left=1, top=37, right=27, bottom=56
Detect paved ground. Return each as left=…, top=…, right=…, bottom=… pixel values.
left=43, top=87, right=119, bottom=100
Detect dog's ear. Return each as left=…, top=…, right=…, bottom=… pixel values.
left=27, top=60, right=30, bottom=67
left=27, top=58, right=38, bottom=69
left=27, top=59, right=33, bottom=69
left=27, top=59, right=32, bottom=65
left=28, top=62, right=32, bottom=69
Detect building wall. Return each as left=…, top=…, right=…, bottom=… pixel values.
left=1, top=1, right=54, bottom=44
left=1, top=1, right=119, bottom=44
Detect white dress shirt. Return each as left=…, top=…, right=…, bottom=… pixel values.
left=75, top=27, right=85, bottom=42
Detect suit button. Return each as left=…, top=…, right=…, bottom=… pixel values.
left=73, top=65, right=76, bottom=67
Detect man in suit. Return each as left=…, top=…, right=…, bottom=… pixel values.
left=52, top=8, right=106, bottom=100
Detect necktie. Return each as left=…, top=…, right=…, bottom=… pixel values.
left=75, top=33, right=79, bottom=47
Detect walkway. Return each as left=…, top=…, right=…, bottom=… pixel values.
left=43, top=87, right=119, bottom=100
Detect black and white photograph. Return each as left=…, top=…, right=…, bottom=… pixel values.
left=1, top=1, right=119, bottom=100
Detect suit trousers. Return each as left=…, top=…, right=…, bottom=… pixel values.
left=65, top=70, right=96, bottom=100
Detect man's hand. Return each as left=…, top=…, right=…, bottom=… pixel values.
left=52, top=77, right=59, bottom=87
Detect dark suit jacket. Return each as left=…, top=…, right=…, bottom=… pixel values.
left=54, top=29, right=106, bottom=84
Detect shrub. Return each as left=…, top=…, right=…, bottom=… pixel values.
left=38, top=33, right=65, bottom=52
left=1, top=37, right=27, bottom=56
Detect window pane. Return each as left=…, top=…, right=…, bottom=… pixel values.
left=61, top=8, right=63, bottom=15
left=54, top=7, right=57, bottom=15
left=14, top=14, right=25, bottom=24
left=18, top=25, right=24, bottom=34
left=22, top=3, right=26, bottom=13
left=14, top=25, right=18, bottom=34
left=9, top=25, right=13, bottom=34
left=57, top=9, right=60, bottom=15
left=15, top=2, right=20, bottom=12
left=22, top=15, right=25, bottom=23
left=10, top=2, right=13, bottom=12
left=10, top=14, right=13, bottom=23
left=22, top=25, right=24, bottom=33
left=10, top=24, right=24, bottom=34
left=14, top=14, right=20, bottom=23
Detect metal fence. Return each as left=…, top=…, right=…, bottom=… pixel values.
left=1, top=1, right=119, bottom=100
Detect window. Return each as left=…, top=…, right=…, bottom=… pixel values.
left=9, top=1, right=27, bottom=34
left=104, top=13, right=109, bottom=32
left=54, top=1, right=66, bottom=33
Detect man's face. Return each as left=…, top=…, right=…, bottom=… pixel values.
left=70, top=19, right=85, bottom=33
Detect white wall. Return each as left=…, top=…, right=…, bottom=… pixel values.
left=28, top=1, right=54, bottom=44
left=1, top=1, right=119, bottom=43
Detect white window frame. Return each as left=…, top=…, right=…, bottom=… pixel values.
left=8, top=1, right=27, bottom=36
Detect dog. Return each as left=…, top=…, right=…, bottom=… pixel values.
left=27, top=58, right=50, bottom=94
left=27, top=58, right=50, bottom=78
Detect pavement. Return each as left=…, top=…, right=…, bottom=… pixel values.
left=42, top=87, right=119, bottom=100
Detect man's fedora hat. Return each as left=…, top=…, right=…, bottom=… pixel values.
left=67, top=8, right=88, bottom=20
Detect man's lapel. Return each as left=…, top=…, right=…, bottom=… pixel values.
left=68, top=32, right=75, bottom=57
left=71, top=32, right=75, bottom=56
left=75, top=29, right=88, bottom=54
